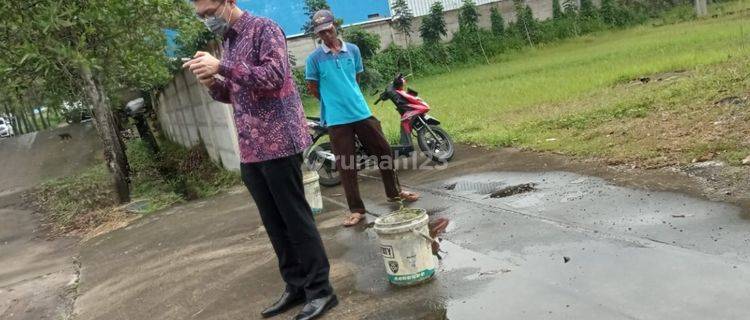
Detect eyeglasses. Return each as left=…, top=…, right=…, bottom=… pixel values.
left=195, top=1, right=226, bottom=20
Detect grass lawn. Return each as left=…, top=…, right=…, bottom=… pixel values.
left=304, top=1, right=750, bottom=166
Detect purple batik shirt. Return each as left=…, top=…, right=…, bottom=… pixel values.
left=209, top=12, right=312, bottom=163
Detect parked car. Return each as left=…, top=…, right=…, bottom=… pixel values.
left=64, top=108, right=92, bottom=124
left=0, top=117, right=14, bottom=138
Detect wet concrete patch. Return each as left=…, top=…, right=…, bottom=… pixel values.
left=351, top=167, right=750, bottom=318
left=437, top=237, right=750, bottom=320
left=489, top=183, right=537, bottom=198
left=425, top=171, right=750, bottom=260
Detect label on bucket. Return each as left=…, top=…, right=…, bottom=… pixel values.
left=380, top=245, right=395, bottom=259
left=388, top=268, right=435, bottom=285
left=377, top=223, right=436, bottom=286
left=303, top=170, right=323, bottom=215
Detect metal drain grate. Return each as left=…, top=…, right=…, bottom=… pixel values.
left=444, top=181, right=507, bottom=194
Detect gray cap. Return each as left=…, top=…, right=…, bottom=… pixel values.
left=312, top=10, right=335, bottom=34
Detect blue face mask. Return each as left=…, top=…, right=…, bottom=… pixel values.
left=203, top=2, right=231, bottom=37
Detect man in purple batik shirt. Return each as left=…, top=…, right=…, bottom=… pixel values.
left=184, top=1, right=337, bottom=319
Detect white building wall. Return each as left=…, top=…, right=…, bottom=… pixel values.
left=400, top=0, right=501, bottom=17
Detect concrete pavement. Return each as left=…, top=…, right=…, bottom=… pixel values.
left=0, top=124, right=100, bottom=320
left=71, top=146, right=750, bottom=319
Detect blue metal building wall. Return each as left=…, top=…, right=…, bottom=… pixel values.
left=239, top=0, right=392, bottom=36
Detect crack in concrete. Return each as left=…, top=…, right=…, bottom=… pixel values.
left=58, top=256, right=82, bottom=320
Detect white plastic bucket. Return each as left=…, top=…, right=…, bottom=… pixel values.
left=374, top=208, right=436, bottom=286
left=303, top=170, right=323, bottom=215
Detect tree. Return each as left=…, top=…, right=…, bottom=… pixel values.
left=302, top=0, right=330, bottom=34
left=562, top=0, right=579, bottom=16
left=600, top=0, right=630, bottom=27
left=458, top=0, right=480, bottom=34
left=513, top=0, right=538, bottom=46
left=420, top=2, right=448, bottom=45
left=390, top=0, right=415, bottom=73
left=490, top=6, right=506, bottom=36
left=561, top=0, right=581, bottom=36
left=457, top=0, right=489, bottom=64
left=1, top=0, right=194, bottom=204
left=695, top=0, right=708, bottom=17
left=552, top=0, right=564, bottom=19
left=301, top=0, right=343, bottom=35
left=391, top=0, right=415, bottom=44
left=580, top=0, right=598, bottom=19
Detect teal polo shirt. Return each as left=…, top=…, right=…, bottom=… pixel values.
left=305, top=41, right=372, bottom=126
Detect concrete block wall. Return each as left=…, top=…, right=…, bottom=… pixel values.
left=157, top=69, right=241, bottom=171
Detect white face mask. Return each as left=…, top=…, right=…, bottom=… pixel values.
left=203, top=1, right=231, bottom=36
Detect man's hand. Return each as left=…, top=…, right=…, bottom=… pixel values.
left=183, top=51, right=221, bottom=87
left=306, top=80, right=320, bottom=100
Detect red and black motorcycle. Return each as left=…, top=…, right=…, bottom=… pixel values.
left=305, top=73, right=455, bottom=187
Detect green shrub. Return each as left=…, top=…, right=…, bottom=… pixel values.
left=342, top=26, right=381, bottom=60
left=420, top=2, right=448, bottom=45
left=128, top=139, right=239, bottom=204
left=293, top=67, right=309, bottom=98
left=652, top=4, right=697, bottom=26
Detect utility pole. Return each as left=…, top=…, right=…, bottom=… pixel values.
left=695, top=0, right=708, bottom=17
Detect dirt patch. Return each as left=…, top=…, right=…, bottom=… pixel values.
left=626, top=71, right=689, bottom=87
left=490, top=183, right=537, bottom=198
left=573, top=88, right=750, bottom=170
left=715, top=96, right=748, bottom=107
left=78, top=208, right=140, bottom=242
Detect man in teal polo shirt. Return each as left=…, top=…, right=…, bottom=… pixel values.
left=306, top=10, right=419, bottom=227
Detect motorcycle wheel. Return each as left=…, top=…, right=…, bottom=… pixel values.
left=417, top=125, right=455, bottom=163
left=307, top=142, right=341, bottom=187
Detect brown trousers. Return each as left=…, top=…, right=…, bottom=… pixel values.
left=329, top=117, right=401, bottom=213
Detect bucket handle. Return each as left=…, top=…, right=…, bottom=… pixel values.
left=411, top=228, right=437, bottom=244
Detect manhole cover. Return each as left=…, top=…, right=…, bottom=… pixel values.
left=445, top=181, right=506, bottom=194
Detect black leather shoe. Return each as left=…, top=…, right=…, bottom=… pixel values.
left=293, top=295, right=338, bottom=320
left=261, top=290, right=305, bottom=318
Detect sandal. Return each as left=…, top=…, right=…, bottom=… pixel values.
left=343, top=212, right=366, bottom=227
left=388, top=191, right=420, bottom=203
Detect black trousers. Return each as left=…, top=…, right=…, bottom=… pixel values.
left=240, top=154, right=333, bottom=300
